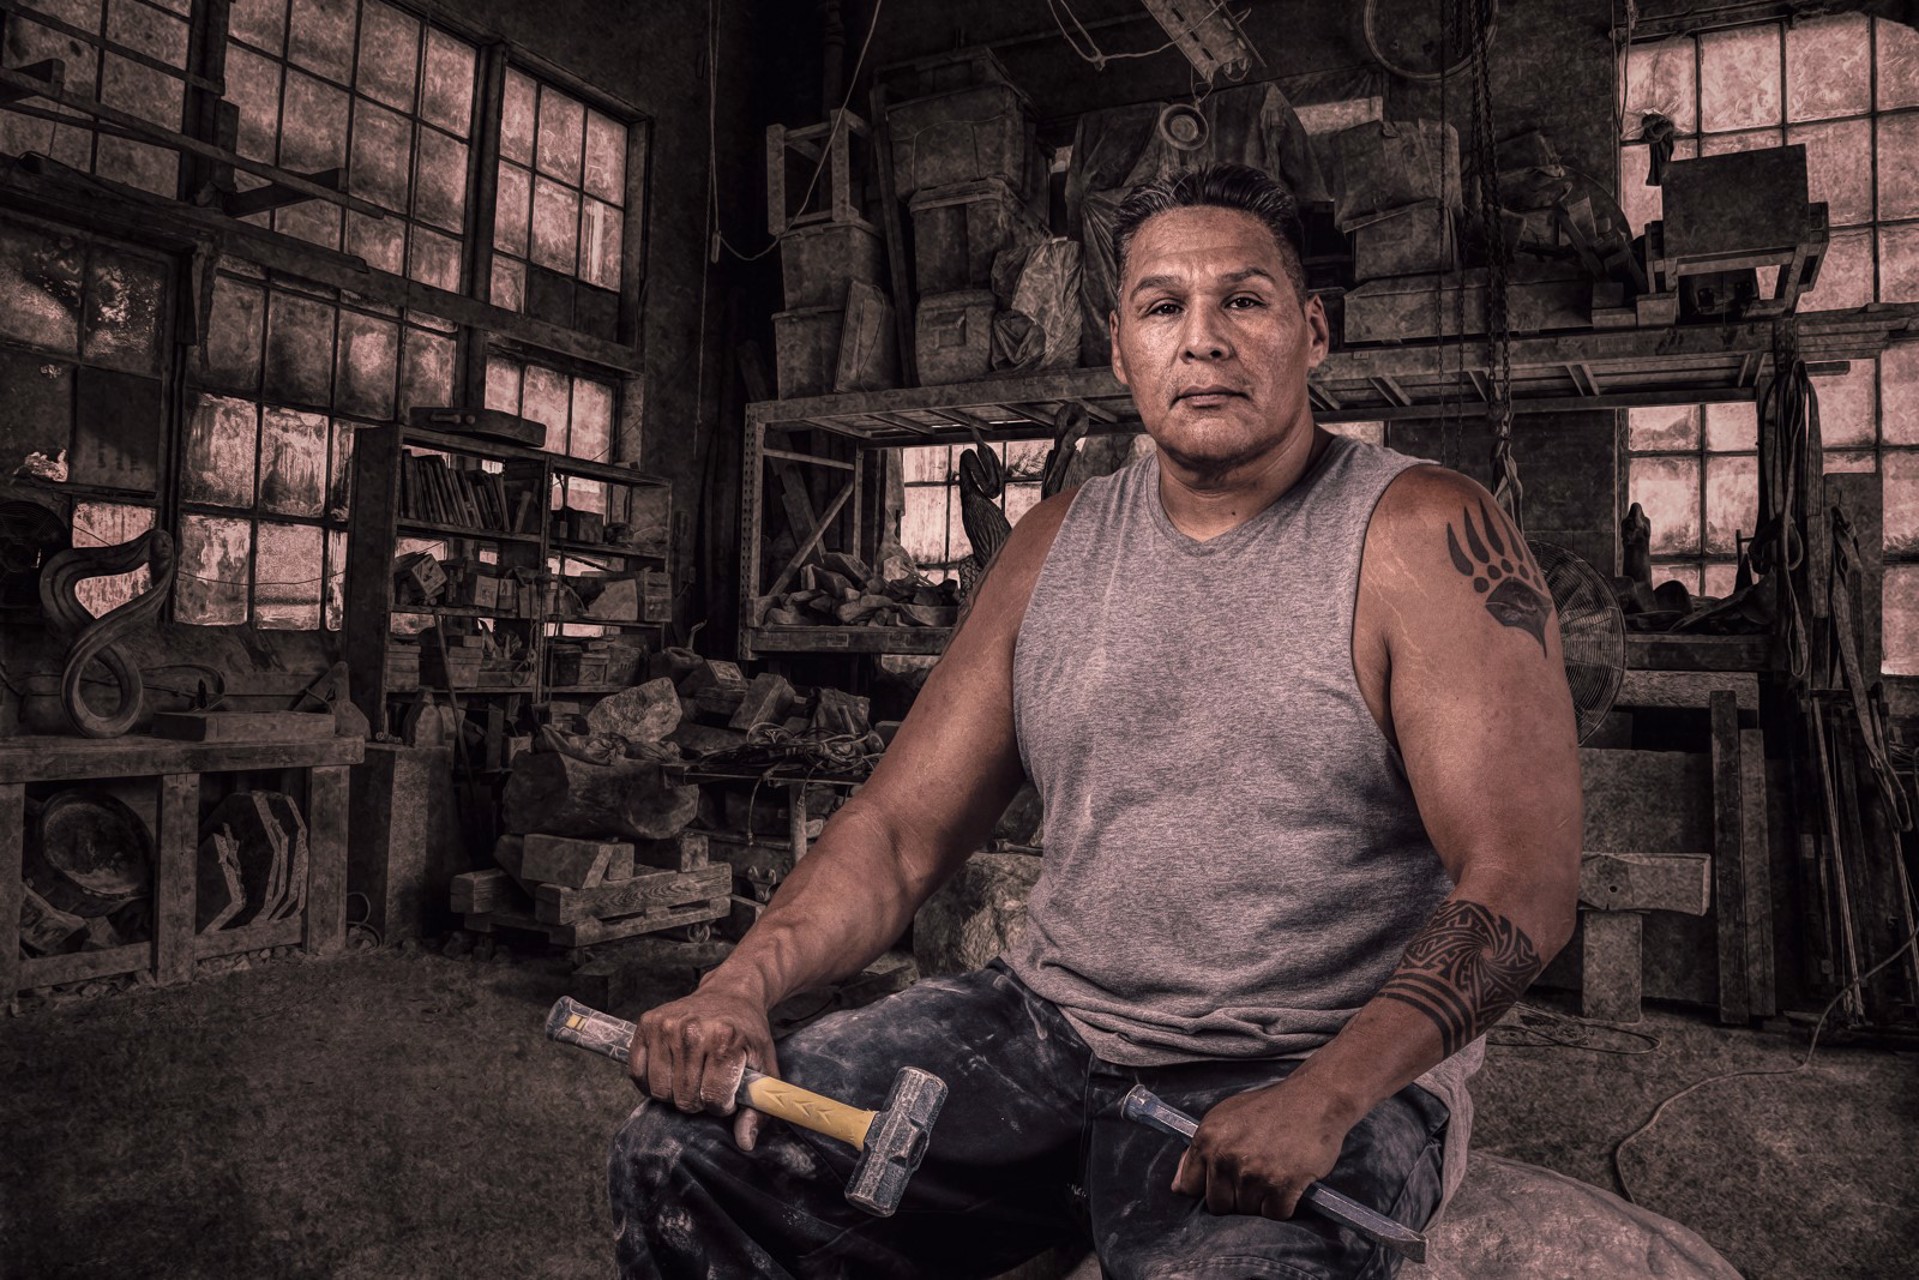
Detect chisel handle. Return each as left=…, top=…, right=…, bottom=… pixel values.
left=544, top=998, right=878, bottom=1150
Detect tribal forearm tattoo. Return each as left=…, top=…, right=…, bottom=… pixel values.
left=1377, top=899, right=1543, bottom=1057
left=1446, top=499, right=1551, bottom=656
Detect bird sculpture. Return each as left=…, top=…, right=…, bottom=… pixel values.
left=956, top=428, right=1010, bottom=598
left=1041, top=404, right=1090, bottom=499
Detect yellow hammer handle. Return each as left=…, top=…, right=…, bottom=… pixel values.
left=742, top=1074, right=876, bottom=1149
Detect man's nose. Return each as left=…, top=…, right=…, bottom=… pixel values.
left=1179, top=308, right=1232, bottom=360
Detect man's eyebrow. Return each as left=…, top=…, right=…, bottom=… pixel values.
left=1128, top=266, right=1278, bottom=298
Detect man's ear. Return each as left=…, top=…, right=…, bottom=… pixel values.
left=1109, top=310, right=1128, bottom=387
left=1303, top=293, right=1330, bottom=371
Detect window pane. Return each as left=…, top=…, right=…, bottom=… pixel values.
left=274, top=199, right=343, bottom=252
left=1700, top=25, right=1783, bottom=133
left=350, top=99, right=412, bottom=213
left=564, top=476, right=606, bottom=515
left=278, top=70, right=350, bottom=172
left=0, top=349, right=71, bottom=463
left=1881, top=342, right=1919, bottom=444
left=580, top=197, right=622, bottom=288
left=1624, top=38, right=1697, bottom=136
left=570, top=376, right=613, bottom=462
left=1652, top=562, right=1703, bottom=596
left=1877, top=112, right=1919, bottom=221
left=325, top=527, right=347, bottom=630
left=1884, top=450, right=1919, bottom=553
left=181, top=394, right=257, bottom=506
left=521, top=363, right=570, bottom=450
left=531, top=177, right=580, bottom=272
left=407, top=226, right=460, bottom=292
left=421, top=29, right=475, bottom=137
left=1885, top=564, right=1919, bottom=675
left=398, top=326, right=453, bottom=414
left=83, top=250, right=165, bottom=375
left=901, top=484, right=949, bottom=565
left=1880, top=223, right=1919, bottom=303
left=71, top=501, right=153, bottom=618
left=1802, top=227, right=1874, bottom=311
left=1703, top=401, right=1756, bottom=452
left=536, top=86, right=585, bottom=183
left=903, top=445, right=951, bottom=483
left=255, top=520, right=323, bottom=628
left=1784, top=14, right=1870, bottom=122
left=413, top=127, right=467, bottom=234
left=1877, top=18, right=1919, bottom=113
left=265, top=289, right=335, bottom=404
left=495, top=161, right=532, bottom=256
left=1788, top=118, right=1873, bottom=226
left=175, top=512, right=251, bottom=624
left=1704, top=454, right=1758, bottom=555
left=502, top=68, right=537, bottom=165
left=356, top=0, right=420, bottom=112
left=1814, top=361, right=1877, bottom=448
left=259, top=406, right=326, bottom=516
left=1700, top=127, right=1782, bottom=155
left=491, top=257, right=524, bottom=311
left=484, top=354, right=521, bottom=412
left=0, top=219, right=80, bottom=352
left=1004, top=483, right=1042, bottom=526
left=286, top=0, right=355, bottom=83
left=1627, top=404, right=1699, bottom=451
left=347, top=210, right=404, bottom=275
left=224, top=44, right=282, bottom=163
left=335, top=309, right=398, bottom=419
left=1702, top=562, right=1739, bottom=599
left=584, top=111, right=627, bottom=204
left=228, top=0, right=286, bottom=53
left=1629, top=455, right=1702, bottom=554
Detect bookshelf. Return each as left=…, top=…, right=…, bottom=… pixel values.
left=343, top=419, right=673, bottom=738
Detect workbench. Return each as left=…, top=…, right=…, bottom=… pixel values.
left=2, top=733, right=364, bottom=996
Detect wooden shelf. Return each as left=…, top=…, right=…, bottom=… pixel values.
left=550, top=538, right=667, bottom=560
left=745, top=625, right=949, bottom=655
left=545, top=616, right=663, bottom=631
left=1625, top=633, right=1777, bottom=672
left=547, top=683, right=635, bottom=694
left=396, top=517, right=542, bottom=544
left=392, top=603, right=537, bottom=619
left=406, top=426, right=671, bottom=487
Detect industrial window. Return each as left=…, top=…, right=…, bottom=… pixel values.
left=900, top=442, right=1047, bottom=584
left=483, top=350, right=616, bottom=514
left=1618, top=15, right=1919, bottom=671
left=223, top=0, right=477, bottom=289
left=182, top=266, right=457, bottom=627
left=488, top=66, right=631, bottom=338
left=0, top=211, right=169, bottom=616
left=0, top=0, right=193, bottom=198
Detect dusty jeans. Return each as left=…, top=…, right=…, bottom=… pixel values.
left=608, top=960, right=1447, bottom=1279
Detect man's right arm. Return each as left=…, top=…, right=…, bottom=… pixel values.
left=627, top=488, right=1076, bottom=1138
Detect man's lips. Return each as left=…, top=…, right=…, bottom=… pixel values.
left=1174, top=387, right=1246, bottom=404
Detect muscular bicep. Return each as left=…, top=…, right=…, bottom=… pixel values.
left=840, top=491, right=1074, bottom=888
left=1360, top=469, right=1583, bottom=951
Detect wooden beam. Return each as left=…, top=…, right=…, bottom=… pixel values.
left=218, top=167, right=345, bottom=219
left=1711, top=691, right=1751, bottom=1023
left=0, top=155, right=645, bottom=373
left=762, top=477, right=855, bottom=602
left=153, top=772, right=199, bottom=986
left=764, top=447, right=857, bottom=470
left=1739, top=726, right=1776, bottom=1017
left=0, top=65, right=385, bottom=215
left=1581, top=911, right=1644, bottom=1022
left=0, top=57, right=62, bottom=104
left=1579, top=852, right=1711, bottom=914
left=0, top=784, right=22, bottom=996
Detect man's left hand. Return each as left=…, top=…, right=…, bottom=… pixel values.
left=1169, top=1073, right=1357, bottom=1219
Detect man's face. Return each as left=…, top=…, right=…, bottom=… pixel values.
left=1108, top=205, right=1329, bottom=477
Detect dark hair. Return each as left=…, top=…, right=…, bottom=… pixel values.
left=1110, top=163, right=1308, bottom=302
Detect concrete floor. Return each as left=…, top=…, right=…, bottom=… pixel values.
left=2, top=947, right=1915, bottom=1279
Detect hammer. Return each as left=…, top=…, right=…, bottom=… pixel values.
left=545, top=996, right=947, bottom=1216
left=1122, top=1085, right=1428, bottom=1263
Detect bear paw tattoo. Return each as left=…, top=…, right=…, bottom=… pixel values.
left=1447, top=499, right=1550, bottom=655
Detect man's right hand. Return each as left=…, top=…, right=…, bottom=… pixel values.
left=628, top=979, right=780, bottom=1151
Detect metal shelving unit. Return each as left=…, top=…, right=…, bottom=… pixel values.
left=739, top=307, right=1919, bottom=660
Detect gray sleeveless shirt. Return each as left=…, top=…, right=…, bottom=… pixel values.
left=1004, top=434, right=1482, bottom=1202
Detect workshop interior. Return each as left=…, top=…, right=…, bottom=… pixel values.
left=1, top=0, right=1917, bottom=1275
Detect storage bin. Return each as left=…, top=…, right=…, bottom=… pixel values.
left=888, top=82, right=1040, bottom=202
left=780, top=220, right=886, bottom=309
left=772, top=305, right=843, bottom=398
left=909, top=177, right=1046, bottom=295
left=916, top=290, right=995, bottom=385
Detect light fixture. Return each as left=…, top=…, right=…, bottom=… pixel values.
left=1138, top=0, right=1263, bottom=82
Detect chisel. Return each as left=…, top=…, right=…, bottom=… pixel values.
left=1120, top=1085, right=1428, bottom=1264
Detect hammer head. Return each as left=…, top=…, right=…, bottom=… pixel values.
left=845, top=1066, right=947, bottom=1216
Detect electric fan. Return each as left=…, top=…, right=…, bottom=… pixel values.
left=1530, top=541, right=1625, bottom=744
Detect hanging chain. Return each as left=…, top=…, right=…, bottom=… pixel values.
left=1438, top=0, right=1461, bottom=471
left=1470, top=0, right=1521, bottom=531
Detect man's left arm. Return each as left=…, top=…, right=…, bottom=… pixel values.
left=1174, top=467, right=1583, bottom=1219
